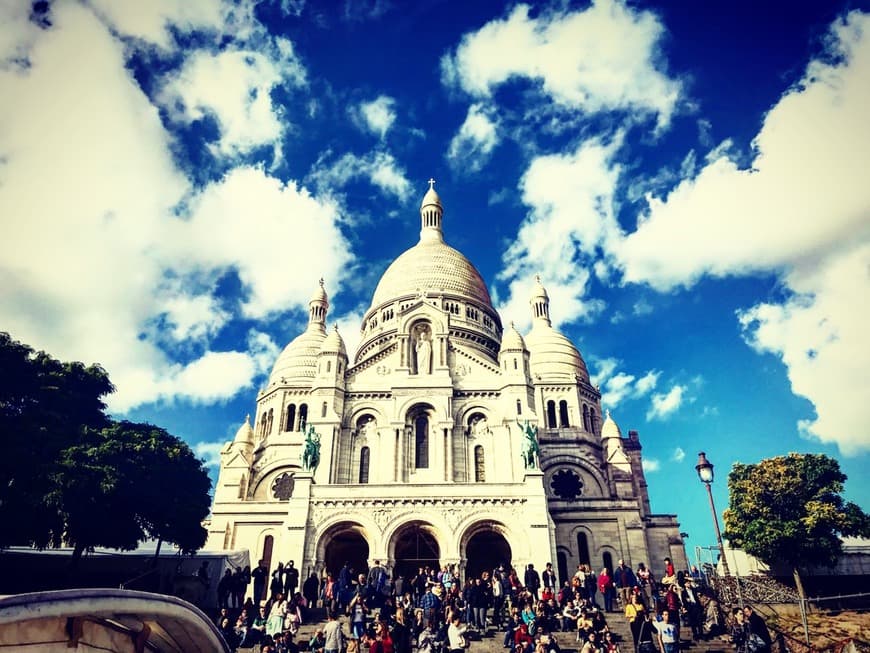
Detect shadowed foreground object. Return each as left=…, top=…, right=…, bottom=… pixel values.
left=0, top=588, right=230, bottom=652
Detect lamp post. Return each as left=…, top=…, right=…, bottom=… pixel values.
left=695, top=452, right=730, bottom=576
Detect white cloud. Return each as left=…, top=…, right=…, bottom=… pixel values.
left=618, top=12, right=870, bottom=289
left=642, top=458, right=660, bottom=473
left=442, top=0, right=681, bottom=129
left=738, top=242, right=870, bottom=455
left=195, top=440, right=227, bottom=468
left=310, top=150, right=412, bottom=201
left=646, top=384, right=686, bottom=421
left=496, top=138, right=621, bottom=329
left=672, top=447, right=685, bottom=463
left=618, top=11, right=870, bottom=455
left=87, top=0, right=226, bottom=49
left=357, top=95, right=397, bottom=139
left=635, top=370, right=660, bottom=395
left=159, top=47, right=304, bottom=158
left=601, top=372, right=636, bottom=408
left=447, top=103, right=500, bottom=172
left=590, top=357, right=619, bottom=388
left=0, top=3, right=350, bottom=413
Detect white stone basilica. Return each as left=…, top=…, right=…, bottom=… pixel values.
left=206, top=183, right=687, bottom=583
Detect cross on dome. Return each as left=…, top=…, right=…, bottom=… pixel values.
left=428, top=178, right=436, bottom=189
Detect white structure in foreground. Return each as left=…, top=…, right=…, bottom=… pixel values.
left=206, top=183, right=687, bottom=584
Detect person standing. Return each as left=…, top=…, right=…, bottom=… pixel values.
left=252, top=560, right=269, bottom=604
left=524, top=564, right=541, bottom=601
left=624, top=593, right=645, bottom=648
left=653, top=611, right=678, bottom=653
left=743, top=606, right=772, bottom=653
left=613, top=560, right=637, bottom=609
left=542, top=563, right=557, bottom=595
left=447, top=614, right=468, bottom=653
left=284, top=560, right=300, bottom=597
left=597, top=568, right=615, bottom=613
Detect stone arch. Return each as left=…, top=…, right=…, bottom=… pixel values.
left=460, top=406, right=490, bottom=436
left=541, top=455, right=607, bottom=498
left=458, top=519, right=515, bottom=580
left=387, top=520, right=443, bottom=581
left=315, top=520, right=373, bottom=579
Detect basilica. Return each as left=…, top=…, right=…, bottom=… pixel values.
left=206, top=183, right=687, bottom=584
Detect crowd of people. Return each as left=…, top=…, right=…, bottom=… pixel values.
left=209, top=557, right=771, bottom=653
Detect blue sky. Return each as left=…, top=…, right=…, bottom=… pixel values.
left=1, top=0, right=868, bottom=559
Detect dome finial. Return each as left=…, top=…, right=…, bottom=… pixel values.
left=420, top=179, right=444, bottom=243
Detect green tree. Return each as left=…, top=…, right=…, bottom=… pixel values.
left=0, top=333, right=211, bottom=562
left=0, top=333, right=113, bottom=548
left=51, top=422, right=211, bottom=563
left=723, top=453, right=870, bottom=599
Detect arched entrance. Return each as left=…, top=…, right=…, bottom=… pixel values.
left=390, top=521, right=441, bottom=583
left=464, top=523, right=512, bottom=580
left=321, top=523, right=370, bottom=579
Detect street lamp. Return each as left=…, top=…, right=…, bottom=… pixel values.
left=695, top=452, right=730, bottom=576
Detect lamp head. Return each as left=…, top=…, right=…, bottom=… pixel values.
left=696, top=451, right=714, bottom=484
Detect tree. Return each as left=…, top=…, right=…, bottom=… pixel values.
left=723, top=453, right=870, bottom=599
left=0, top=333, right=113, bottom=548
left=51, top=422, right=211, bottom=563
left=0, top=332, right=212, bottom=562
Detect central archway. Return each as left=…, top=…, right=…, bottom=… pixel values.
left=463, top=522, right=512, bottom=580
left=390, top=521, right=441, bottom=583
left=320, top=523, right=370, bottom=579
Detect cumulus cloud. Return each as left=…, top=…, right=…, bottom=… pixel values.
left=619, top=11, right=870, bottom=454
left=356, top=95, right=397, bottom=139
left=0, top=3, right=349, bottom=413
left=594, top=363, right=660, bottom=410
left=646, top=385, right=686, bottom=421
left=441, top=0, right=681, bottom=130
left=642, top=458, right=661, bottom=473
left=195, top=440, right=227, bottom=468
left=447, top=103, right=500, bottom=172
left=158, top=47, right=303, bottom=158
left=309, top=149, right=412, bottom=201
left=496, top=138, right=621, bottom=329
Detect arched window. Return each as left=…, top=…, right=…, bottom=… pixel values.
left=238, top=474, right=247, bottom=500
left=321, top=401, right=328, bottom=418
left=326, top=360, right=331, bottom=373
left=546, top=400, right=557, bottom=428
left=266, top=408, right=274, bottom=434
left=298, top=404, right=308, bottom=431
left=259, top=413, right=267, bottom=437
left=603, top=552, right=613, bottom=575
left=259, top=535, right=274, bottom=601
left=474, top=445, right=485, bottom=482
left=285, top=404, right=296, bottom=432
left=559, top=400, right=569, bottom=427
left=516, top=399, right=522, bottom=415
left=415, top=415, right=429, bottom=468
left=577, top=532, right=590, bottom=565
left=589, top=408, right=597, bottom=435
left=582, top=404, right=589, bottom=431
left=359, top=446, right=370, bottom=483
left=513, top=358, right=518, bottom=370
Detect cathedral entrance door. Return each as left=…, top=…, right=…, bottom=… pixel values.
left=391, top=522, right=441, bottom=585
left=465, top=529, right=511, bottom=580
left=323, top=525, right=370, bottom=579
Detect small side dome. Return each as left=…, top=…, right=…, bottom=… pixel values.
left=601, top=410, right=622, bottom=439
left=525, top=323, right=590, bottom=382
left=421, top=183, right=442, bottom=210
left=320, top=324, right=347, bottom=358
left=500, top=322, right=526, bottom=352
left=310, top=279, right=328, bottom=304
left=233, top=414, right=254, bottom=444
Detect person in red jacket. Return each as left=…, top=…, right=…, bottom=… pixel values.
left=597, top=569, right=615, bottom=612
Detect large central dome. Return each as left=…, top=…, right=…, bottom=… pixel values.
left=371, top=239, right=493, bottom=308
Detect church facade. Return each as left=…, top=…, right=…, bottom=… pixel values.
left=206, top=183, right=688, bottom=583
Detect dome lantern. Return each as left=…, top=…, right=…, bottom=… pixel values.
left=420, top=178, right=444, bottom=244
left=308, top=278, right=329, bottom=332
left=530, top=275, right=551, bottom=326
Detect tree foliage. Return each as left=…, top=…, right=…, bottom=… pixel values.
left=0, top=333, right=211, bottom=557
left=723, top=453, right=870, bottom=575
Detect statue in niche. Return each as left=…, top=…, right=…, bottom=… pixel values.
left=469, top=415, right=488, bottom=437
left=414, top=324, right=432, bottom=375
left=357, top=416, right=375, bottom=438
